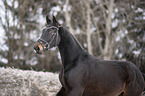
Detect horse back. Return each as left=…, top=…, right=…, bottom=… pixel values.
left=100, top=60, right=144, bottom=89
left=84, top=60, right=127, bottom=95
left=84, top=58, right=145, bottom=95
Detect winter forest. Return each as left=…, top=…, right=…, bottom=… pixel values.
left=0, top=0, right=144, bottom=72
left=0, top=0, right=145, bottom=95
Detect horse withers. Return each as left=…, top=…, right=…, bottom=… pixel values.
left=33, top=16, right=145, bottom=96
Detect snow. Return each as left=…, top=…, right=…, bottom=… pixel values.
left=14, top=34, right=20, bottom=39
left=30, top=30, right=40, bottom=41
left=24, top=42, right=29, bottom=46
left=63, top=5, right=71, bottom=12
left=111, top=13, right=115, bottom=19
left=0, top=56, right=8, bottom=64
left=0, top=44, right=9, bottom=51
left=135, top=8, right=143, bottom=13
left=115, top=49, right=119, bottom=54
left=0, top=67, right=61, bottom=96
left=106, top=10, right=109, bottom=14
left=58, top=19, right=64, bottom=25
left=143, top=16, right=145, bottom=20
left=36, top=8, right=45, bottom=28
left=0, top=0, right=5, bottom=18
left=50, top=6, right=61, bottom=16
left=131, top=5, right=134, bottom=9
left=0, top=29, right=6, bottom=44
left=114, top=8, right=118, bottom=13
left=133, top=50, right=141, bottom=56
left=83, top=43, right=87, bottom=48
left=115, top=30, right=126, bottom=42
left=112, top=19, right=119, bottom=28
left=14, top=1, right=18, bottom=9
left=115, top=36, right=120, bottom=42
left=91, top=27, right=96, bottom=33
left=125, top=30, right=128, bottom=34
left=128, top=39, right=134, bottom=44
left=118, top=53, right=123, bottom=58
left=7, top=0, right=13, bottom=7
left=76, top=27, right=81, bottom=34
left=26, top=57, right=38, bottom=65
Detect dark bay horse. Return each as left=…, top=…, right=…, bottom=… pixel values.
left=33, top=16, right=145, bottom=96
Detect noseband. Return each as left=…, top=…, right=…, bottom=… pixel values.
left=37, top=26, right=59, bottom=51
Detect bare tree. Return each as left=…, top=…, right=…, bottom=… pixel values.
left=0, top=0, right=144, bottom=72
left=64, top=0, right=75, bottom=35
left=62, top=0, right=93, bottom=54
left=90, top=0, right=115, bottom=60
left=85, top=0, right=93, bottom=54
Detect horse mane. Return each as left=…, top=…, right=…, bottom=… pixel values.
left=59, top=26, right=85, bottom=50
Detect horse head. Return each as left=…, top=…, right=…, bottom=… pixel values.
left=33, top=16, right=60, bottom=54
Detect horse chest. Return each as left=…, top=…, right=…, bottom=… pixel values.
left=59, top=64, right=87, bottom=89
left=59, top=69, right=72, bottom=91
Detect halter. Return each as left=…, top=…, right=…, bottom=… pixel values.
left=37, top=26, right=59, bottom=51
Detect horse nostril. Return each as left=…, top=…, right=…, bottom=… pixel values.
left=36, top=46, right=40, bottom=51
left=34, top=45, right=40, bottom=52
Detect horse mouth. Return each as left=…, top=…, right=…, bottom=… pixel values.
left=33, top=42, right=43, bottom=54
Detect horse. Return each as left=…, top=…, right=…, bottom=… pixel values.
left=33, top=16, right=145, bottom=96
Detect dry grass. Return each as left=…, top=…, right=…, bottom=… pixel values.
left=0, top=67, right=61, bottom=96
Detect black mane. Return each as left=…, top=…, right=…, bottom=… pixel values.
left=58, top=27, right=87, bottom=67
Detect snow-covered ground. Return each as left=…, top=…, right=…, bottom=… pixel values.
left=0, top=67, right=61, bottom=96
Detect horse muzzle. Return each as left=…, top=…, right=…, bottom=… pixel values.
left=33, top=42, right=43, bottom=54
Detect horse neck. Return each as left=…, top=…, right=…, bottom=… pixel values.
left=58, top=27, right=84, bottom=67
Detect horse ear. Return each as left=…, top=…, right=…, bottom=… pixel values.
left=46, top=15, right=51, bottom=24
left=53, top=16, right=59, bottom=26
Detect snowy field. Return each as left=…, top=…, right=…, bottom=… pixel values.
left=0, top=67, right=61, bottom=96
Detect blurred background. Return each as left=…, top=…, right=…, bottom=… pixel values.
left=0, top=0, right=145, bottom=73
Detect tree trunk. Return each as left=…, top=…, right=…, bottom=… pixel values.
left=86, top=2, right=92, bottom=55
left=103, top=0, right=114, bottom=60
left=64, top=0, right=74, bottom=35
